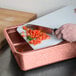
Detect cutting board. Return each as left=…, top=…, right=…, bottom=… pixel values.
left=29, top=5, right=76, bottom=28
left=0, top=8, right=37, bottom=48
left=17, top=5, right=76, bottom=50
left=17, top=24, right=62, bottom=50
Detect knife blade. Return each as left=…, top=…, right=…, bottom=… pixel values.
left=26, top=24, right=57, bottom=35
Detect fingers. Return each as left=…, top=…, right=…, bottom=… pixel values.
left=62, top=33, right=73, bottom=42
left=55, top=26, right=63, bottom=39
left=56, top=33, right=62, bottom=39
left=55, top=23, right=76, bottom=42
left=55, top=26, right=63, bottom=35
left=55, top=23, right=71, bottom=39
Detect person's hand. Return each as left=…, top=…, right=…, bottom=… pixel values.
left=55, top=23, right=76, bottom=42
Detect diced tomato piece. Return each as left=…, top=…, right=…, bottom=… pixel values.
left=28, top=29, right=33, bottom=34
left=46, top=35, right=50, bottom=39
left=23, top=26, right=28, bottom=30
left=38, top=36, right=43, bottom=40
left=21, top=31, right=24, bottom=33
left=29, top=40, right=34, bottom=44
left=32, top=31, right=35, bottom=35
left=42, top=35, right=46, bottom=40
left=31, top=35, right=35, bottom=38
left=33, top=40, right=37, bottom=45
left=36, top=39, right=41, bottom=43
left=37, top=40, right=41, bottom=44
left=21, top=34, right=25, bottom=37
left=29, top=29, right=32, bottom=32
left=26, top=31, right=30, bottom=36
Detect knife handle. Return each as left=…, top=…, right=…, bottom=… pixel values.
left=53, top=28, right=57, bottom=32
left=53, top=28, right=65, bottom=40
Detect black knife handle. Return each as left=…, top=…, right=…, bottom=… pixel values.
left=53, top=28, right=57, bottom=32
left=53, top=28, right=65, bottom=40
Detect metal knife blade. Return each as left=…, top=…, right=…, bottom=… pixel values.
left=26, top=24, right=57, bottom=34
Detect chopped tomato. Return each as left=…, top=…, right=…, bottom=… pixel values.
left=21, top=34, right=25, bottom=37
left=22, top=26, right=50, bottom=45
left=23, top=26, right=28, bottom=30
left=21, top=31, right=24, bottom=33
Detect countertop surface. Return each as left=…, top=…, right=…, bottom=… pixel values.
left=0, top=41, right=76, bottom=76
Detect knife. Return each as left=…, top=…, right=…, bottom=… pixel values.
left=26, top=24, right=64, bottom=40
left=26, top=24, right=57, bottom=35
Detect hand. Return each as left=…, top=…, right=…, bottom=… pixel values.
left=55, top=23, right=76, bottom=42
